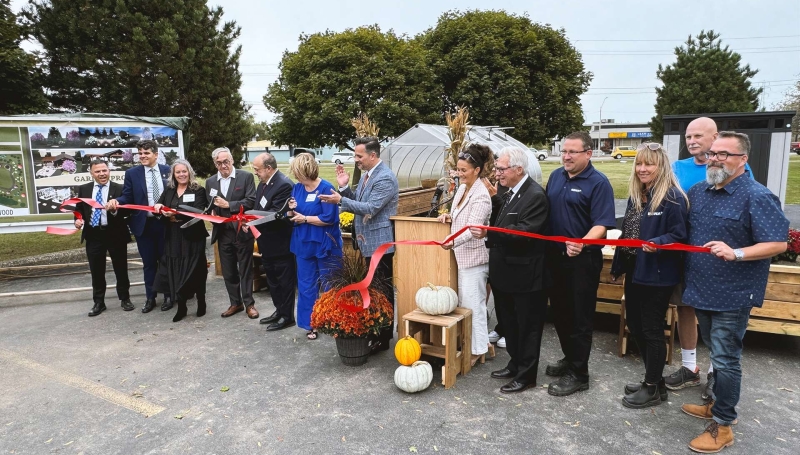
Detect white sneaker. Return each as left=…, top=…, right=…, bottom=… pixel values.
left=488, top=330, right=500, bottom=343
left=497, top=337, right=506, bottom=348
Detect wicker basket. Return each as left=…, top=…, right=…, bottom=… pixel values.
left=335, top=336, right=371, bottom=366
left=421, top=179, right=437, bottom=189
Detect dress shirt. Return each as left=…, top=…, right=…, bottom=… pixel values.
left=92, top=183, right=109, bottom=226
left=218, top=168, right=237, bottom=197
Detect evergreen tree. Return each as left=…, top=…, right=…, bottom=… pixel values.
left=649, top=30, right=762, bottom=141
left=0, top=0, right=46, bottom=114
left=24, top=0, right=250, bottom=176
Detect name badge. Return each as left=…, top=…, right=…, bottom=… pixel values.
left=570, top=188, right=582, bottom=193
left=183, top=194, right=195, bottom=203
left=260, top=196, right=268, bottom=208
left=209, top=188, right=218, bottom=197
left=305, top=193, right=317, bottom=203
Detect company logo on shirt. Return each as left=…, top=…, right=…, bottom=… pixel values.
left=647, top=211, right=663, bottom=216
left=570, top=188, right=582, bottom=193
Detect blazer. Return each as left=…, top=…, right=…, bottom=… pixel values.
left=116, top=163, right=170, bottom=237
left=611, top=187, right=689, bottom=287
left=156, top=185, right=210, bottom=242
left=205, top=169, right=257, bottom=244
left=485, top=176, right=550, bottom=293
left=449, top=182, right=491, bottom=269
left=253, top=170, right=294, bottom=258
left=340, top=161, right=399, bottom=257
left=75, top=181, right=131, bottom=244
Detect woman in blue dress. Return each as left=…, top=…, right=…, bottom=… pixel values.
left=286, top=153, right=342, bottom=339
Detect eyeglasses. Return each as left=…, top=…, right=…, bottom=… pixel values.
left=637, top=142, right=662, bottom=151
left=560, top=150, right=590, bottom=156
left=704, top=151, right=745, bottom=161
left=457, top=152, right=477, bottom=164
left=214, top=159, right=232, bottom=167
left=494, top=166, right=517, bottom=173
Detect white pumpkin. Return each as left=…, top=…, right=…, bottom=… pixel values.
left=415, top=282, right=458, bottom=315
left=394, top=361, right=433, bottom=393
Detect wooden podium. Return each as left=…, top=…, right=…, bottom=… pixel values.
left=391, top=216, right=458, bottom=338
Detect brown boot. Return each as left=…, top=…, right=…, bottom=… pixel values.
left=682, top=401, right=739, bottom=424
left=689, top=421, right=733, bottom=453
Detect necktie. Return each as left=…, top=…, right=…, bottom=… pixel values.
left=150, top=168, right=161, bottom=203
left=359, top=172, right=369, bottom=199
left=91, top=184, right=104, bottom=227
left=503, top=189, right=514, bottom=207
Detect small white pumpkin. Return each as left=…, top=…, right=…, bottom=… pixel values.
left=394, top=361, right=433, bottom=393
left=415, top=282, right=458, bottom=315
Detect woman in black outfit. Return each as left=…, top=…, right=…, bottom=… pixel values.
left=153, top=159, right=209, bottom=322
left=611, top=143, right=689, bottom=409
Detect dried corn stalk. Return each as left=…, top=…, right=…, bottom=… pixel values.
left=444, top=106, right=469, bottom=172
left=351, top=112, right=380, bottom=138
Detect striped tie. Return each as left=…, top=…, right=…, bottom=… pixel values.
left=150, top=168, right=160, bottom=203
left=91, top=184, right=104, bottom=227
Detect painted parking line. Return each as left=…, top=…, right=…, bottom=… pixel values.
left=0, top=348, right=165, bottom=417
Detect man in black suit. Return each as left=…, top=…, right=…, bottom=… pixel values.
left=252, top=152, right=296, bottom=331
left=75, top=160, right=133, bottom=317
left=471, top=147, right=550, bottom=394
left=205, top=147, right=259, bottom=319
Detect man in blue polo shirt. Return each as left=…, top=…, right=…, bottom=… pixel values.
left=680, top=131, right=787, bottom=453
left=545, top=131, right=617, bottom=397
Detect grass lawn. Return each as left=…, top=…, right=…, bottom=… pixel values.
left=1, top=157, right=798, bottom=263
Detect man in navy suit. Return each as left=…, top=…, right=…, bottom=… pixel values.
left=106, top=140, right=171, bottom=313
left=252, top=152, right=296, bottom=331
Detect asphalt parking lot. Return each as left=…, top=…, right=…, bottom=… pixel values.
left=1, top=264, right=799, bottom=454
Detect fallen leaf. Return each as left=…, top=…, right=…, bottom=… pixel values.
left=207, top=429, right=214, bottom=435
left=64, top=441, right=74, bottom=446
left=44, top=438, right=52, bottom=444
left=342, top=436, right=346, bottom=442
left=429, top=402, right=435, bottom=405
left=483, top=434, right=487, bottom=439
left=754, top=418, right=761, bottom=425
left=317, top=404, right=320, bottom=408
left=516, top=404, right=522, bottom=407
left=625, top=421, right=631, bottom=426
left=653, top=451, right=662, bottom=455
left=497, top=397, right=505, bottom=401
left=778, top=387, right=794, bottom=392
left=755, top=399, right=764, bottom=402
left=378, top=425, right=384, bottom=429
left=220, top=386, right=230, bottom=392
left=257, top=441, right=261, bottom=447
left=120, top=378, right=128, bottom=384
left=135, top=433, right=144, bottom=438
left=175, top=414, right=184, bottom=420
left=434, top=446, right=438, bottom=451
left=139, top=385, right=147, bottom=389
left=409, top=447, right=417, bottom=453
left=777, top=437, right=787, bottom=442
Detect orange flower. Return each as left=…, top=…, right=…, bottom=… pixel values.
left=311, top=288, right=394, bottom=338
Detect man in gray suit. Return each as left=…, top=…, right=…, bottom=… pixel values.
left=205, top=147, right=259, bottom=319
left=319, top=137, right=399, bottom=353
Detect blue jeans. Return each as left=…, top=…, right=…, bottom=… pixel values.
left=695, top=306, right=751, bottom=425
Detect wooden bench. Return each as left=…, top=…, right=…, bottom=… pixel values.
left=751, top=264, right=800, bottom=336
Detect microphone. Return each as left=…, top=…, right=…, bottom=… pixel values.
left=428, top=196, right=454, bottom=217
left=453, top=176, right=460, bottom=189
left=430, top=186, right=444, bottom=209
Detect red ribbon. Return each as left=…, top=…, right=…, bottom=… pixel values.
left=335, top=224, right=711, bottom=311
left=44, top=197, right=100, bottom=235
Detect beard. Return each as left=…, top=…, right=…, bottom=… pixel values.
left=706, top=163, right=734, bottom=185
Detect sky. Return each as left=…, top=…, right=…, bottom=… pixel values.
left=12, top=0, right=800, bottom=126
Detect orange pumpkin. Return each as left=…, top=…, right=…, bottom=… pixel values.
left=395, top=336, right=422, bottom=366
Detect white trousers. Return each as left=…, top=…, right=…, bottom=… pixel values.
left=458, top=263, right=489, bottom=355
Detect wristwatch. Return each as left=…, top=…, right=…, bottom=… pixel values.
left=733, top=249, right=745, bottom=262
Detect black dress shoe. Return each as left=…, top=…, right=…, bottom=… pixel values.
left=546, top=358, right=569, bottom=377
left=260, top=310, right=279, bottom=325
left=548, top=372, right=589, bottom=397
left=622, top=382, right=662, bottom=409
left=490, top=368, right=516, bottom=379
left=142, top=298, right=156, bottom=313
left=161, top=297, right=173, bottom=311
left=88, top=303, right=106, bottom=317
left=500, top=380, right=536, bottom=394
left=625, top=379, right=668, bottom=401
left=120, top=299, right=134, bottom=311
left=265, top=317, right=296, bottom=331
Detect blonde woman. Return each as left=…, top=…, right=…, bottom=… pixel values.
left=611, top=142, right=689, bottom=409
left=438, top=143, right=493, bottom=365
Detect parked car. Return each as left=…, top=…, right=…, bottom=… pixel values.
left=288, top=148, right=321, bottom=165
left=791, top=142, right=800, bottom=155
left=331, top=150, right=355, bottom=164
left=531, top=148, right=548, bottom=161
left=613, top=146, right=637, bottom=159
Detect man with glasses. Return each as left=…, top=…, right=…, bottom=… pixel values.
left=680, top=132, right=787, bottom=453
left=668, top=118, right=754, bottom=400
left=205, top=147, right=258, bottom=319
left=545, top=131, right=616, bottom=397
left=107, top=140, right=171, bottom=313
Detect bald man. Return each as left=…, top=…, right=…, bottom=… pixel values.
left=666, top=117, right=753, bottom=401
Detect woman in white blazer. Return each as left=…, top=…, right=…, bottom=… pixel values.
left=437, top=143, right=493, bottom=364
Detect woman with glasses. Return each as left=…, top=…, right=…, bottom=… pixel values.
left=286, top=153, right=342, bottom=340
left=152, top=159, right=209, bottom=322
left=437, top=143, right=494, bottom=365
left=611, top=142, right=689, bottom=408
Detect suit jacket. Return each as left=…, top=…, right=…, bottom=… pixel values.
left=76, top=181, right=131, bottom=244
left=340, top=161, right=399, bottom=257
left=116, top=163, right=170, bottom=237
left=449, top=183, right=491, bottom=269
left=156, top=185, right=210, bottom=242
left=253, top=170, right=294, bottom=258
left=205, top=169, right=257, bottom=244
left=486, top=176, right=550, bottom=293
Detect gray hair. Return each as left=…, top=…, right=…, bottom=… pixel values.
left=167, top=158, right=201, bottom=190
left=256, top=152, right=277, bottom=169
left=718, top=131, right=751, bottom=156
left=498, top=146, right=529, bottom=173
left=211, top=146, right=231, bottom=161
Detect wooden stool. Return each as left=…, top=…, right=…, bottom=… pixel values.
left=618, top=293, right=679, bottom=365
left=403, top=308, right=472, bottom=389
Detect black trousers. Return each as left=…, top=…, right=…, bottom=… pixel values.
left=548, top=248, right=603, bottom=382
left=493, top=288, right=548, bottom=383
left=262, top=253, right=297, bottom=321
left=365, top=252, right=394, bottom=346
left=218, top=228, right=255, bottom=307
left=85, top=230, right=130, bottom=304
left=624, top=279, right=674, bottom=384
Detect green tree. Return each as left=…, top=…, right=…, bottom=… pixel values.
left=773, top=78, right=799, bottom=141
left=264, top=25, right=441, bottom=149
left=422, top=10, right=591, bottom=144
left=245, top=114, right=271, bottom=142
left=0, top=0, right=46, bottom=115
left=24, top=0, right=250, bottom=176
left=649, top=30, right=762, bottom=141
